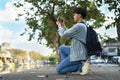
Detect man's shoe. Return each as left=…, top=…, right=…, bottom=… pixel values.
left=80, top=59, right=90, bottom=75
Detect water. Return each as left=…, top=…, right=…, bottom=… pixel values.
left=0, top=60, right=44, bottom=74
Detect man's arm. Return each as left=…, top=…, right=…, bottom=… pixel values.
left=57, top=24, right=80, bottom=38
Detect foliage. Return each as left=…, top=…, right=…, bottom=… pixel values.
left=0, top=42, right=11, bottom=54
left=1, top=42, right=10, bottom=50
left=48, top=53, right=58, bottom=64
left=95, top=0, right=120, bottom=41
left=14, top=0, right=105, bottom=57
left=8, top=48, right=27, bottom=59
left=29, top=51, right=43, bottom=60
left=48, top=53, right=56, bottom=61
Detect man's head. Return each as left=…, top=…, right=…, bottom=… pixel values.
left=73, top=7, right=87, bottom=22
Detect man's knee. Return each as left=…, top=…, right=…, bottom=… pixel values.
left=59, top=46, right=64, bottom=51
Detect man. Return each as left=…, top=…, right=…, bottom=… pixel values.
left=56, top=7, right=90, bottom=75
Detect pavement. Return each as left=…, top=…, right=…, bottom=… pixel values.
left=0, top=64, right=120, bottom=80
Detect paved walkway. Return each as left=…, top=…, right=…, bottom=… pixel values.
left=0, top=64, right=120, bottom=80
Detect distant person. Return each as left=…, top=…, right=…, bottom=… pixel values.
left=8, top=59, right=15, bottom=72
left=56, top=7, right=90, bottom=75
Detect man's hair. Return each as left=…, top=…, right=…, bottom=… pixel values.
left=74, top=7, right=87, bottom=19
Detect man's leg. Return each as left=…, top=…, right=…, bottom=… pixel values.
left=59, top=46, right=70, bottom=60
left=56, top=55, right=82, bottom=74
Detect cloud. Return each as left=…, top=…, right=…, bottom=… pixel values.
left=0, top=25, right=13, bottom=41
left=95, top=11, right=117, bottom=38
left=96, top=27, right=117, bottom=38
left=0, top=25, right=52, bottom=56
left=0, top=1, right=25, bottom=22
left=0, top=2, right=17, bottom=22
left=0, top=1, right=52, bottom=56
left=10, top=38, right=52, bottom=56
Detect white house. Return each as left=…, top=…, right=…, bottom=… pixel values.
left=103, top=42, right=120, bottom=56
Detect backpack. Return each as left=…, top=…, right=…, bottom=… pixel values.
left=80, top=22, right=102, bottom=57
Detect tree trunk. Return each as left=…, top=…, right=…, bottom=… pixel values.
left=117, top=22, right=120, bottom=42
left=54, top=32, right=61, bottom=63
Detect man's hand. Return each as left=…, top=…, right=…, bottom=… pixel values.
left=56, top=18, right=66, bottom=29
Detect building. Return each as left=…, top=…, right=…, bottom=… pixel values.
left=102, top=41, right=120, bottom=63
left=0, top=51, right=11, bottom=63
left=103, top=42, right=120, bottom=56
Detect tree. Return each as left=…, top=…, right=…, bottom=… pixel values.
left=1, top=42, right=10, bottom=51
left=29, top=51, right=42, bottom=60
left=14, top=0, right=105, bottom=59
left=8, top=48, right=27, bottom=59
left=29, top=51, right=43, bottom=68
left=95, top=0, right=120, bottom=42
left=0, top=42, right=10, bottom=54
left=0, top=45, right=2, bottom=54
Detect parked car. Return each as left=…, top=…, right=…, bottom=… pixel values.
left=112, top=56, right=120, bottom=64
left=90, top=57, right=105, bottom=64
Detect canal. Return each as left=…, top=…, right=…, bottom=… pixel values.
left=0, top=59, right=45, bottom=74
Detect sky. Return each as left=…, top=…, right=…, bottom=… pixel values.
left=96, top=3, right=117, bottom=39
left=0, top=0, right=118, bottom=56
left=0, top=0, right=52, bottom=56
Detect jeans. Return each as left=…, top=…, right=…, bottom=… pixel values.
left=56, top=46, right=82, bottom=74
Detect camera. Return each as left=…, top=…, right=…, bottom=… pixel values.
left=57, top=16, right=64, bottom=23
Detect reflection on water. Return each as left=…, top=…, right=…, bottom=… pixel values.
left=0, top=60, right=44, bottom=74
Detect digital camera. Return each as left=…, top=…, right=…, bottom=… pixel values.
left=57, top=16, right=64, bottom=23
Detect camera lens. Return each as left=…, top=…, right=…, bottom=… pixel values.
left=57, top=16, right=63, bottom=23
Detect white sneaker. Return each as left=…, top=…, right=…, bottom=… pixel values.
left=80, top=59, right=90, bottom=75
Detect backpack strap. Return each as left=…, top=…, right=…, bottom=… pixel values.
left=80, top=21, right=87, bottom=27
